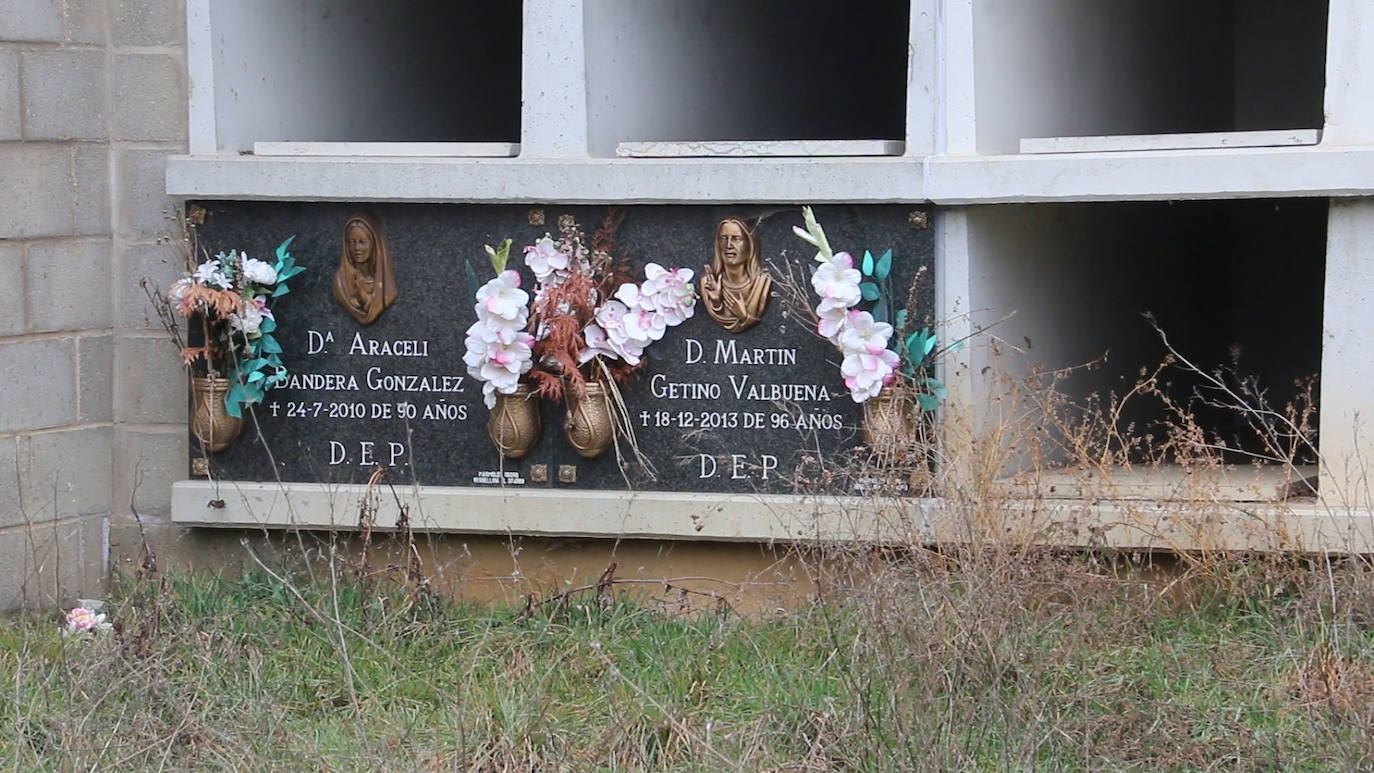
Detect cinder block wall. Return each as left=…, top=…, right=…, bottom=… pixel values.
left=0, top=0, right=188, bottom=609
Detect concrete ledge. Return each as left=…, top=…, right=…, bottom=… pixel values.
left=168, top=145, right=1374, bottom=204
left=930, top=500, right=1374, bottom=553
left=165, top=156, right=925, bottom=204
left=172, top=480, right=1374, bottom=553
left=171, top=481, right=934, bottom=543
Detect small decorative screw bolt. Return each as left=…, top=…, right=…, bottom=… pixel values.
left=908, top=210, right=930, bottom=230
left=527, top=208, right=546, bottom=226
left=558, top=464, right=577, bottom=483
left=530, top=464, right=549, bottom=483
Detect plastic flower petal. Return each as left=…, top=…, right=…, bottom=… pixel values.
left=475, top=270, right=529, bottom=323
left=241, top=257, right=278, bottom=285
left=523, top=236, right=568, bottom=282
left=811, top=251, right=862, bottom=307
left=192, top=259, right=231, bottom=290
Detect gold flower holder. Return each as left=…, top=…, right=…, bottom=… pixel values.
left=563, top=381, right=615, bottom=459
left=190, top=376, right=244, bottom=453
left=487, top=384, right=542, bottom=458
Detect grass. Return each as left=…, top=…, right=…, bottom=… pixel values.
left=2, top=549, right=1373, bottom=771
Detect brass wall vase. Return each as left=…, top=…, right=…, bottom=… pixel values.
left=563, top=381, right=615, bottom=459
left=190, top=376, right=244, bottom=453
left=487, top=384, right=542, bottom=458
left=862, top=387, right=917, bottom=464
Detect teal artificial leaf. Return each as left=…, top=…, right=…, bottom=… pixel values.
left=247, top=370, right=265, bottom=383
left=860, top=282, right=879, bottom=301
left=873, top=297, right=889, bottom=326
left=280, top=265, right=306, bottom=280
left=275, top=235, right=296, bottom=262
left=895, top=308, right=908, bottom=331
left=271, top=284, right=290, bottom=298
left=225, top=383, right=247, bottom=417
left=905, top=332, right=922, bottom=358
left=259, top=335, right=282, bottom=354
left=917, top=393, right=941, bottom=412
left=464, top=262, right=480, bottom=300
left=949, top=340, right=965, bottom=352
left=259, top=316, right=277, bottom=333
left=862, top=250, right=875, bottom=277
left=875, top=249, right=893, bottom=280
left=926, top=378, right=948, bottom=401
left=924, top=331, right=938, bottom=356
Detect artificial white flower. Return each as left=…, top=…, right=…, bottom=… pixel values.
left=464, top=319, right=534, bottom=408
left=623, top=304, right=666, bottom=343
left=593, top=300, right=645, bottom=365
left=241, top=257, right=278, bottom=285
left=475, top=270, right=529, bottom=324
left=812, top=251, right=862, bottom=308
left=229, top=299, right=263, bottom=336
left=817, top=304, right=849, bottom=342
left=523, top=236, right=568, bottom=283
left=639, top=264, right=697, bottom=326
left=841, top=348, right=900, bottom=403
left=578, top=323, right=620, bottom=364
left=837, top=310, right=893, bottom=357
left=166, top=277, right=193, bottom=308
left=192, top=259, right=231, bottom=290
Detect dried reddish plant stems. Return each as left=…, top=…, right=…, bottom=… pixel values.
left=528, top=214, right=640, bottom=402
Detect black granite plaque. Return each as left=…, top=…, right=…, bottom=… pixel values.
left=191, top=203, right=934, bottom=494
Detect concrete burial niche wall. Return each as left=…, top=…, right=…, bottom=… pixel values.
left=972, top=0, right=1329, bottom=154
left=966, top=198, right=1327, bottom=472
left=583, top=0, right=909, bottom=156
left=208, top=0, right=521, bottom=152
left=175, top=203, right=935, bottom=537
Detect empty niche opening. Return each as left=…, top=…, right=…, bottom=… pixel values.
left=967, top=199, right=1327, bottom=500
left=210, top=0, right=521, bottom=155
left=972, top=0, right=1329, bottom=154
left=584, top=0, right=909, bottom=157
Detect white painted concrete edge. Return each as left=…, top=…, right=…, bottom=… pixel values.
left=171, top=480, right=935, bottom=544
left=615, top=140, right=904, bottom=158
left=1018, top=129, right=1321, bottom=154
left=171, top=481, right=1374, bottom=553
left=168, top=144, right=1374, bottom=204
left=252, top=142, right=520, bottom=158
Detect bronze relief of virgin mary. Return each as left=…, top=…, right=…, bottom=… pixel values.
left=700, top=217, right=771, bottom=333
left=332, top=213, right=398, bottom=325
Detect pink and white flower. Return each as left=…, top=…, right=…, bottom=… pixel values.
left=63, top=602, right=112, bottom=636
left=841, top=347, right=900, bottom=402
left=578, top=323, right=620, bottom=364
left=463, top=319, right=535, bottom=408
left=523, top=236, right=568, bottom=283
left=817, top=305, right=848, bottom=342
left=811, top=251, right=862, bottom=309
left=475, top=270, right=529, bottom=324
left=592, top=300, right=646, bottom=365
left=837, top=310, right=893, bottom=357
left=638, top=264, right=697, bottom=326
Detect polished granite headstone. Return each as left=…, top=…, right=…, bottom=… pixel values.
left=192, top=203, right=934, bottom=494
